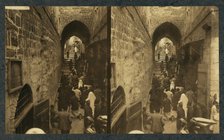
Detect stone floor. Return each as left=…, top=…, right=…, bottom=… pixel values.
left=163, top=119, right=177, bottom=134
left=144, top=103, right=178, bottom=134
left=143, top=116, right=177, bottom=134
left=70, top=117, right=84, bottom=134
left=70, top=108, right=84, bottom=134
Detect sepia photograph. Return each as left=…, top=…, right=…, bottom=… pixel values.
left=5, top=6, right=108, bottom=134
left=110, top=6, right=219, bottom=134
left=4, top=5, right=220, bottom=135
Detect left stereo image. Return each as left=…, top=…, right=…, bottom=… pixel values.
left=5, top=6, right=109, bottom=134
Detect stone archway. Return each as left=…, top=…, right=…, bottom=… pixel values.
left=60, top=20, right=91, bottom=76
left=154, top=37, right=176, bottom=62
left=61, top=20, right=90, bottom=53
left=152, top=22, right=182, bottom=62
left=151, top=22, right=182, bottom=78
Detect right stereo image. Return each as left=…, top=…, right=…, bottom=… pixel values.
left=110, top=6, right=219, bottom=134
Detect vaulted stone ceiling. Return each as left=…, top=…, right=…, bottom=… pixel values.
left=47, top=6, right=205, bottom=42
left=137, top=6, right=188, bottom=38
left=49, top=6, right=96, bottom=35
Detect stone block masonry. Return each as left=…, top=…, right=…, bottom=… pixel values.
left=90, top=7, right=107, bottom=44
left=111, top=7, right=153, bottom=106
left=5, top=6, right=109, bottom=133
left=183, top=7, right=219, bottom=102
left=5, top=7, right=61, bottom=133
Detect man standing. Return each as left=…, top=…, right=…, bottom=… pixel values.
left=163, top=74, right=170, bottom=90
left=58, top=82, right=73, bottom=111
left=165, top=48, right=169, bottom=63
left=177, top=102, right=185, bottom=133
left=152, top=73, right=160, bottom=88
left=56, top=109, right=73, bottom=134
left=164, top=88, right=173, bottom=103
left=162, top=94, right=172, bottom=119
left=179, top=91, right=188, bottom=118
left=84, top=100, right=93, bottom=129
left=149, top=86, right=158, bottom=113
left=158, top=52, right=160, bottom=61
left=165, top=47, right=169, bottom=55
left=165, top=54, right=169, bottom=63
left=150, top=108, right=166, bottom=134
left=170, top=75, right=176, bottom=91
left=160, top=61, right=164, bottom=72
left=172, top=88, right=181, bottom=111
left=70, top=92, right=80, bottom=118
left=186, top=88, right=194, bottom=104
left=86, top=91, right=96, bottom=116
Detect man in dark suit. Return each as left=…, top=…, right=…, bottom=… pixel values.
left=58, top=79, right=73, bottom=111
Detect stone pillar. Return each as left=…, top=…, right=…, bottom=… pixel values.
left=209, top=9, right=219, bottom=101
left=209, top=9, right=219, bottom=133
left=202, top=23, right=211, bottom=116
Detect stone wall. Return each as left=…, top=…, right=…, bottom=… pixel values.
left=90, top=7, right=107, bottom=44
left=183, top=7, right=208, bottom=40
left=183, top=7, right=219, bottom=101
left=183, top=7, right=211, bottom=45
left=87, top=7, right=108, bottom=95
left=111, top=7, right=153, bottom=106
left=5, top=7, right=61, bottom=133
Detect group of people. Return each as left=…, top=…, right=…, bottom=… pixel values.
left=145, top=73, right=178, bottom=134
left=144, top=69, right=219, bottom=134
left=160, top=55, right=178, bottom=77
left=50, top=70, right=107, bottom=134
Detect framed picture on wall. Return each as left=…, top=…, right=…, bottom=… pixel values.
left=8, top=59, right=23, bottom=93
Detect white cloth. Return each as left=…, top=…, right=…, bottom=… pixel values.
left=179, top=93, right=188, bottom=118
left=170, top=81, right=175, bottom=90
left=72, top=88, right=81, bottom=100
left=165, top=91, right=173, bottom=102
left=165, top=48, right=169, bottom=55
left=78, top=79, right=84, bottom=88
left=74, top=46, right=79, bottom=53
left=170, top=78, right=176, bottom=90
left=210, top=105, right=218, bottom=120
left=86, top=91, right=96, bottom=116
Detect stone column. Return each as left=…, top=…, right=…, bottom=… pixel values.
left=209, top=9, right=219, bottom=101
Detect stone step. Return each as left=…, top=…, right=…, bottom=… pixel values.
left=153, top=62, right=164, bottom=77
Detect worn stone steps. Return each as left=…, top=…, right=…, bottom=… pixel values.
left=153, top=61, right=163, bottom=77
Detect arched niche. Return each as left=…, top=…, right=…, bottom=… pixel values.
left=111, top=86, right=126, bottom=133
left=111, top=86, right=126, bottom=117
left=14, top=84, right=33, bottom=134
